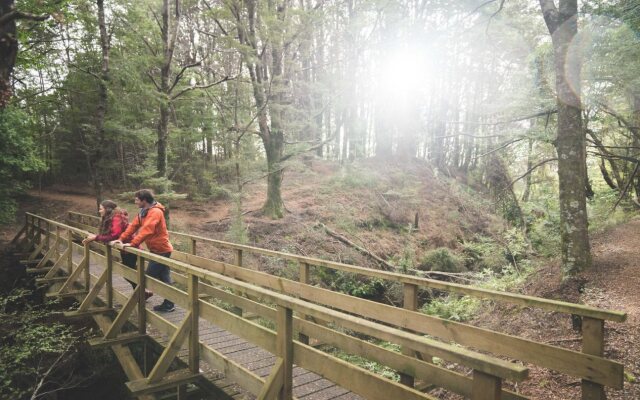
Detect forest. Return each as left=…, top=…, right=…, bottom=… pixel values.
left=0, top=0, right=639, bottom=399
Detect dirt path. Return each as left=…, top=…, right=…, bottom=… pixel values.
left=509, top=219, right=640, bottom=399
left=581, top=218, right=640, bottom=399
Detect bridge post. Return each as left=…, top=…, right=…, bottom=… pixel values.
left=25, top=214, right=30, bottom=241
left=189, top=238, right=197, bottom=255
left=67, top=230, right=73, bottom=274
left=277, top=305, right=293, bottom=400
left=471, top=370, right=501, bottom=400
left=298, top=262, right=310, bottom=345
left=400, top=283, right=418, bottom=387
left=36, top=217, right=42, bottom=245
left=234, top=249, right=243, bottom=267
left=188, top=273, right=200, bottom=373
left=138, top=256, right=147, bottom=335
left=54, top=226, right=61, bottom=258
left=233, top=249, right=244, bottom=316
left=83, top=243, right=91, bottom=290
left=106, top=246, right=113, bottom=308
left=581, top=317, right=606, bottom=400
left=45, top=220, right=50, bottom=251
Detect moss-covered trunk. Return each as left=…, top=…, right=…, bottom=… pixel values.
left=541, top=0, right=592, bottom=276
left=263, top=132, right=285, bottom=218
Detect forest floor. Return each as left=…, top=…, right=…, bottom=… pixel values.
left=469, top=219, right=640, bottom=399
left=0, top=159, right=638, bottom=399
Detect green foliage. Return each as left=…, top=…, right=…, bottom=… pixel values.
left=418, top=248, right=464, bottom=272
left=321, top=344, right=399, bottom=381
left=477, top=261, right=533, bottom=292
left=461, top=237, right=505, bottom=272
left=316, top=268, right=385, bottom=299
left=329, top=167, right=380, bottom=190
left=422, top=295, right=479, bottom=322
left=0, top=107, right=45, bottom=223
left=0, top=289, right=84, bottom=399
left=587, top=188, right=635, bottom=233
left=389, top=246, right=415, bottom=273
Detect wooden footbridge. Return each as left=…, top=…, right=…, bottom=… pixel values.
left=11, top=211, right=627, bottom=400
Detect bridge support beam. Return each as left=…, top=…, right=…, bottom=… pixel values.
left=582, top=317, right=606, bottom=400
left=471, top=370, right=501, bottom=400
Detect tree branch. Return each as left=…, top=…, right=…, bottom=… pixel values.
left=69, top=63, right=101, bottom=81
left=612, top=163, right=640, bottom=212
left=280, top=136, right=335, bottom=162
left=510, top=158, right=558, bottom=187
left=146, top=71, right=162, bottom=91
left=169, top=61, right=201, bottom=94
left=0, top=10, right=48, bottom=25
left=171, top=75, right=232, bottom=100
left=473, top=137, right=525, bottom=160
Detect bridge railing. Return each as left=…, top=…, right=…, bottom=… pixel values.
left=65, top=211, right=626, bottom=399
left=21, top=212, right=532, bottom=400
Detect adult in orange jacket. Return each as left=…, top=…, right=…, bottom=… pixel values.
left=112, top=189, right=175, bottom=312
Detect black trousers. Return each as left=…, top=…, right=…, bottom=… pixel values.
left=121, top=251, right=138, bottom=289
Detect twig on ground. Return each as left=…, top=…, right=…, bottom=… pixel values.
left=315, top=222, right=395, bottom=271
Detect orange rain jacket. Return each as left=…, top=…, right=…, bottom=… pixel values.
left=118, top=202, right=173, bottom=254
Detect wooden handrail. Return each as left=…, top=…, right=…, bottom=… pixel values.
left=30, top=213, right=531, bottom=395
left=60, top=211, right=626, bottom=399
left=27, top=212, right=628, bottom=399
left=67, top=211, right=627, bottom=322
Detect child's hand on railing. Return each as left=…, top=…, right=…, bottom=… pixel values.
left=82, top=234, right=96, bottom=246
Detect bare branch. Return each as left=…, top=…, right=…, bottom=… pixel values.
left=146, top=71, right=162, bottom=91
left=612, top=163, right=640, bottom=212
left=473, top=137, right=525, bottom=160
left=280, top=136, right=335, bottom=162
left=169, top=61, right=201, bottom=94
left=171, top=75, right=232, bottom=100
left=510, top=158, right=558, bottom=187
left=240, top=166, right=286, bottom=189
left=68, top=63, right=101, bottom=81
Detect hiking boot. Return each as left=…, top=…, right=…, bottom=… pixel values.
left=153, top=301, right=175, bottom=313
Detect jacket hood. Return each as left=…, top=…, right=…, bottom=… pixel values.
left=151, top=202, right=166, bottom=212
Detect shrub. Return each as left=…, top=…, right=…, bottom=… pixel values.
left=418, top=248, right=464, bottom=272
left=422, top=295, right=479, bottom=322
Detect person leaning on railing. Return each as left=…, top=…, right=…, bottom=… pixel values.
left=111, top=189, right=175, bottom=313
left=82, top=200, right=152, bottom=299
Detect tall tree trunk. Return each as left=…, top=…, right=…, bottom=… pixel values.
left=238, top=0, right=287, bottom=218
left=0, top=1, right=47, bottom=109
left=0, top=0, right=17, bottom=109
left=632, top=94, right=640, bottom=200
left=93, top=0, right=110, bottom=211
left=262, top=0, right=287, bottom=218
left=540, top=0, right=591, bottom=276
left=156, top=0, right=180, bottom=178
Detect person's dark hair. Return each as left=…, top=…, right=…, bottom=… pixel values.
left=135, top=189, right=155, bottom=204
left=99, top=200, right=118, bottom=235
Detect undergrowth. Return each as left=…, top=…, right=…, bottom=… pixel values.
left=0, top=289, right=87, bottom=399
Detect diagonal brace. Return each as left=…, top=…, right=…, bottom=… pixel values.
left=147, top=312, right=193, bottom=383
left=257, top=358, right=284, bottom=400
left=44, top=248, right=70, bottom=279
left=57, top=253, right=88, bottom=294
left=77, top=268, right=110, bottom=312
left=104, top=286, right=142, bottom=339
